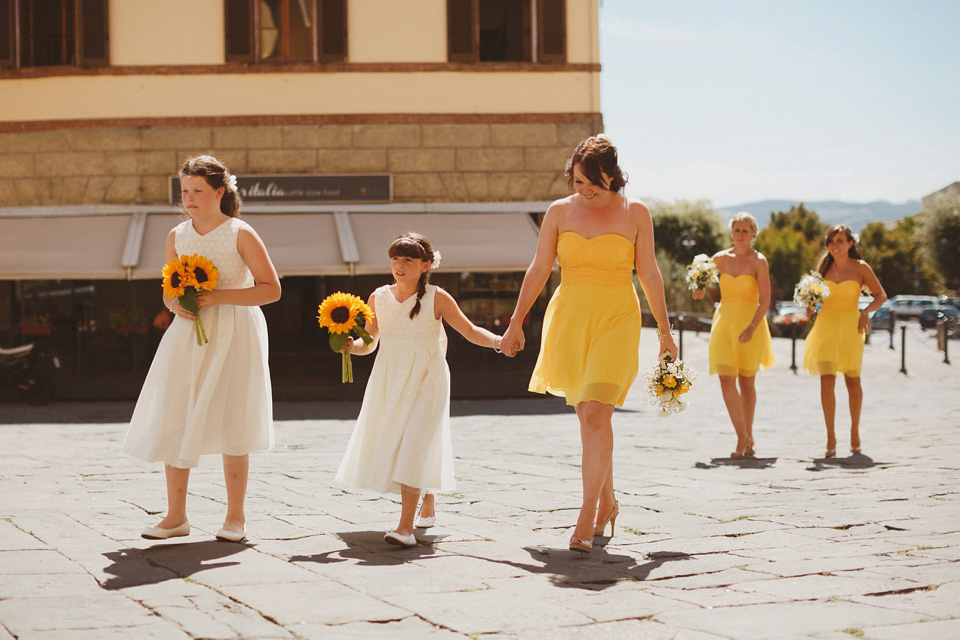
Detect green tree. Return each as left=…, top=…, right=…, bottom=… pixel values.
left=753, top=203, right=827, bottom=300
left=920, top=194, right=960, bottom=291
left=860, top=217, right=939, bottom=296
left=649, top=199, right=729, bottom=264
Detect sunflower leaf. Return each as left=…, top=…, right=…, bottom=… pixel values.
left=179, top=287, right=199, bottom=314
left=329, top=332, right=348, bottom=353
left=354, top=325, right=373, bottom=345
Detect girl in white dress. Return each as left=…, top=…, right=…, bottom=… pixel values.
left=123, top=155, right=281, bottom=543
left=336, top=233, right=503, bottom=547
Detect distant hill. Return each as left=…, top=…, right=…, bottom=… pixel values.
left=717, top=200, right=922, bottom=231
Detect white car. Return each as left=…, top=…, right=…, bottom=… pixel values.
left=888, top=295, right=938, bottom=319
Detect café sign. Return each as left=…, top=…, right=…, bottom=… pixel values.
left=170, top=174, right=392, bottom=204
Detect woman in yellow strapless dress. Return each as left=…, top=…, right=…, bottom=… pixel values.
left=802, top=225, right=886, bottom=458
left=501, top=135, right=677, bottom=553
left=693, top=213, right=774, bottom=458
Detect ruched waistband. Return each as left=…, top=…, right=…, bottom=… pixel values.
left=561, top=268, right=634, bottom=286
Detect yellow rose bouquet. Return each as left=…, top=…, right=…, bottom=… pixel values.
left=317, top=292, right=375, bottom=383
left=643, top=353, right=697, bottom=416
left=793, top=270, right=831, bottom=309
left=162, top=254, right=219, bottom=345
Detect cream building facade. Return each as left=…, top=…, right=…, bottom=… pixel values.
left=0, top=0, right=603, bottom=400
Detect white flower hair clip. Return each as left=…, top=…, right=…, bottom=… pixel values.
left=431, top=250, right=442, bottom=270
left=226, top=174, right=238, bottom=191
left=852, top=232, right=860, bottom=244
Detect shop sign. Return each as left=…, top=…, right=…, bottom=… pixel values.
left=170, top=174, right=392, bottom=204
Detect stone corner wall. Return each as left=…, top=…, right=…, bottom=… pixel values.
left=0, top=121, right=601, bottom=207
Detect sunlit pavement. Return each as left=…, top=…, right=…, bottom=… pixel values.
left=1, top=322, right=958, bottom=639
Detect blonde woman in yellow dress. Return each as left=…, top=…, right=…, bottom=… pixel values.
left=693, top=213, right=774, bottom=458
left=802, top=224, right=886, bottom=457
left=500, top=135, right=677, bottom=553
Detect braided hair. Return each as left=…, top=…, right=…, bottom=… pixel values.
left=388, top=232, right=436, bottom=319
left=180, top=155, right=242, bottom=217
left=817, top=224, right=863, bottom=277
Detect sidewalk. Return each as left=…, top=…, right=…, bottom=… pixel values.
left=1, top=324, right=958, bottom=639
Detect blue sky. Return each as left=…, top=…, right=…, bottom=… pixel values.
left=598, top=0, right=960, bottom=207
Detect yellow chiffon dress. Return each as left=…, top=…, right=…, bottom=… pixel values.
left=708, top=274, right=774, bottom=377
left=529, top=232, right=641, bottom=407
left=803, top=279, right=865, bottom=377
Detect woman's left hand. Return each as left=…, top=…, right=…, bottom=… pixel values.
left=738, top=325, right=756, bottom=343
left=195, top=290, right=221, bottom=310
left=658, top=333, right=678, bottom=360
left=858, top=310, right=869, bottom=333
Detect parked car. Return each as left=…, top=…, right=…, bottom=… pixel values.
left=918, top=305, right=959, bottom=329
left=887, top=295, right=938, bottom=319
left=869, top=306, right=893, bottom=331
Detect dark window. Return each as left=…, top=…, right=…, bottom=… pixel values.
left=448, top=0, right=565, bottom=63
left=225, top=0, right=347, bottom=64
left=10, top=0, right=107, bottom=68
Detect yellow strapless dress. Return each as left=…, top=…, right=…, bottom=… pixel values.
left=529, top=232, right=641, bottom=407
left=803, top=279, right=865, bottom=376
left=708, top=274, right=775, bottom=377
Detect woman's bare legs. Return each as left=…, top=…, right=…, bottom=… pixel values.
left=820, top=374, right=837, bottom=454
left=396, top=484, right=420, bottom=537
left=573, top=401, right=614, bottom=541
left=844, top=374, right=863, bottom=452
left=418, top=492, right=436, bottom=519
left=739, top=375, right=757, bottom=453
left=157, top=464, right=190, bottom=528
left=222, top=454, right=248, bottom=533
left=719, top=375, right=749, bottom=455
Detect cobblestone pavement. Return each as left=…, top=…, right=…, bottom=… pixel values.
left=1, top=324, right=958, bottom=639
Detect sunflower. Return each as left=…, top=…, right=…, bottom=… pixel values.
left=183, top=254, right=219, bottom=291
left=317, top=292, right=373, bottom=334
left=162, top=258, right=188, bottom=298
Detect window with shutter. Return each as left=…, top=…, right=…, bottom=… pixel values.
left=224, top=0, right=346, bottom=64
left=448, top=0, right=564, bottom=64
left=537, top=0, right=565, bottom=63
left=78, top=0, right=108, bottom=66
left=0, top=0, right=14, bottom=67
left=225, top=0, right=256, bottom=62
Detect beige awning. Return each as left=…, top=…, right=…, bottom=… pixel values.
left=347, top=211, right=541, bottom=274
left=0, top=203, right=546, bottom=280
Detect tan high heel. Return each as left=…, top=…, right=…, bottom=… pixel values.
left=569, top=535, right=593, bottom=553
left=594, top=501, right=619, bottom=537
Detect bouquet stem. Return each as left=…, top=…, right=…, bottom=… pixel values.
left=342, top=352, right=354, bottom=383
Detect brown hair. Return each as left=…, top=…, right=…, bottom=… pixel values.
left=564, top=134, right=628, bottom=193
left=388, top=232, right=435, bottom=319
left=817, top=224, right=863, bottom=276
left=180, top=155, right=241, bottom=217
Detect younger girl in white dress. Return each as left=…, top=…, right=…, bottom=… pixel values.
left=123, top=155, right=281, bottom=542
left=336, top=232, right=503, bottom=546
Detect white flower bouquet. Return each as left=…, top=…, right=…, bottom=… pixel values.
left=685, top=254, right=719, bottom=291
left=794, top=271, right=831, bottom=309
left=644, top=354, right=697, bottom=416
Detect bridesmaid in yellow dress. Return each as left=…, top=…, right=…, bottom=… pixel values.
left=802, top=224, right=886, bottom=458
left=692, top=212, right=774, bottom=458
left=500, top=135, right=678, bottom=553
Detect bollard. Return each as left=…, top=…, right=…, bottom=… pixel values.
left=889, top=314, right=896, bottom=350
left=900, top=325, right=907, bottom=374
left=943, top=320, right=951, bottom=365
left=678, top=315, right=684, bottom=361
left=790, top=322, right=798, bottom=372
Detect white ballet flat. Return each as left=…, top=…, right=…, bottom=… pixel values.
left=415, top=516, right=436, bottom=529
left=384, top=530, right=417, bottom=547
left=215, top=528, right=246, bottom=542
left=141, top=521, right=190, bottom=540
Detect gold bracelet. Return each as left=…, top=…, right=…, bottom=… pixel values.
left=656, top=325, right=674, bottom=339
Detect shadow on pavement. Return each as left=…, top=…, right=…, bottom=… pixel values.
left=806, top=453, right=890, bottom=471
left=697, top=456, right=778, bottom=469
left=289, top=530, right=442, bottom=567
left=100, top=539, right=251, bottom=590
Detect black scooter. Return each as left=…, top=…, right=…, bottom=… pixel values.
left=0, top=342, right=60, bottom=404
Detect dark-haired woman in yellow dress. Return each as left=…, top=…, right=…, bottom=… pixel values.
left=500, top=135, right=677, bottom=553
left=803, top=224, right=886, bottom=458
left=693, top=212, right=774, bottom=458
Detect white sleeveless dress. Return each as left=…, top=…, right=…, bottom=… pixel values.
left=122, top=217, right=274, bottom=469
left=335, top=285, right=455, bottom=495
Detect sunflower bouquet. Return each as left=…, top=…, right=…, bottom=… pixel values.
left=317, top=292, right=375, bottom=383
left=162, top=254, right=219, bottom=345
left=643, top=353, right=697, bottom=416
left=794, top=270, right=831, bottom=309
left=685, top=253, right=719, bottom=291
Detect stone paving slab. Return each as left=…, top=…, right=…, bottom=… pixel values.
left=1, top=324, right=959, bottom=638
